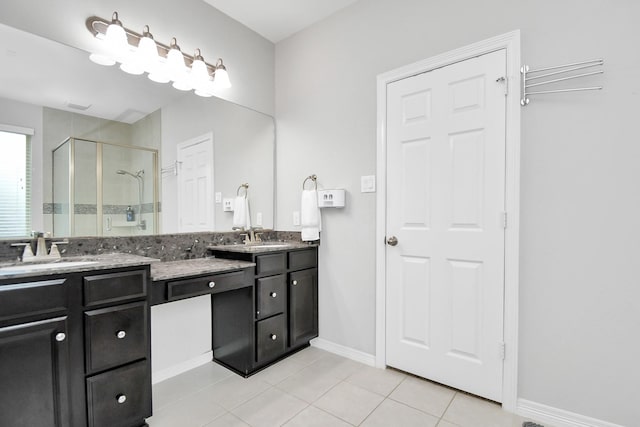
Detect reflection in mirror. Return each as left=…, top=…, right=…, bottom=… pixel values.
left=0, top=23, right=275, bottom=238
left=52, top=138, right=158, bottom=237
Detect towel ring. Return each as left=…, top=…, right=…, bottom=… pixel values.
left=302, top=174, right=317, bottom=190
left=237, top=183, right=249, bottom=197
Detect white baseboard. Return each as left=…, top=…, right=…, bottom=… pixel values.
left=152, top=351, right=213, bottom=384
left=517, top=399, right=625, bottom=427
left=311, top=337, right=376, bottom=366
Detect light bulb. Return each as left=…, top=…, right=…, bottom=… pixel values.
left=195, top=79, right=215, bottom=97
left=137, top=26, right=160, bottom=73
left=89, top=52, right=116, bottom=66
left=190, top=49, right=212, bottom=91
left=213, top=59, right=231, bottom=89
left=172, top=75, right=193, bottom=91
left=104, top=12, right=129, bottom=61
left=166, top=38, right=187, bottom=82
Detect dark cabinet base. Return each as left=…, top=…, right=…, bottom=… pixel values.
left=210, top=246, right=318, bottom=376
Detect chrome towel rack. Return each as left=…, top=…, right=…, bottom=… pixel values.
left=161, top=160, right=181, bottom=177
left=237, top=183, right=249, bottom=198
left=520, top=59, right=604, bottom=106
left=302, top=174, right=317, bottom=190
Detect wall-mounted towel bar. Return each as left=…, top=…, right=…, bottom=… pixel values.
left=521, top=59, right=604, bottom=106
left=161, top=160, right=181, bottom=177
left=237, top=183, right=249, bottom=198
left=303, top=174, right=318, bottom=190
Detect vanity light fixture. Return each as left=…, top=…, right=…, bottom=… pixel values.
left=86, top=12, right=231, bottom=96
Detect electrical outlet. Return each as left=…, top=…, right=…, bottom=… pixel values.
left=256, top=212, right=262, bottom=226
left=293, top=211, right=301, bottom=226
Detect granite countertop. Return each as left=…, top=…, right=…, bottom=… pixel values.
left=207, top=241, right=317, bottom=254
left=150, top=257, right=255, bottom=281
left=0, top=253, right=159, bottom=280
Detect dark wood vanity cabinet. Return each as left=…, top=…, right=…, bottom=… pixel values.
left=83, top=269, right=151, bottom=427
left=0, top=266, right=151, bottom=427
left=0, top=277, right=71, bottom=427
left=0, top=315, right=71, bottom=427
left=209, top=246, right=318, bottom=374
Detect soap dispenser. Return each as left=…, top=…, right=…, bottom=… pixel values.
left=126, top=206, right=135, bottom=222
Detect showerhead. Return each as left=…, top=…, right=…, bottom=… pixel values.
left=116, top=169, right=144, bottom=178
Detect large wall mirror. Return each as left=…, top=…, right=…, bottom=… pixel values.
left=0, top=23, right=275, bottom=239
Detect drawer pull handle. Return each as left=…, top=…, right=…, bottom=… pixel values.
left=270, top=292, right=277, bottom=298
left=116, top=330, right=126, bottom=339
left=116, top=394, right=127, bottom=404
left=55, top=332, right=66, bottom=342
left=208, top=281, right=216, bottom=288
left=292, top=280, right=298, bottom=286
left=270, top=334, right=277, bottom=341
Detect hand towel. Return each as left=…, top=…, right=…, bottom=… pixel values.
left=301, top=189, right=321, bottom=241
left=232, top=196, right=251, bottom=229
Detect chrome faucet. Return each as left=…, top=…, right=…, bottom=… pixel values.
left=238, top=226, right=263, bottom=245
left=11, top=233, right=68, bottom=262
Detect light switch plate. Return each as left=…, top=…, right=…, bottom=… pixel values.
left=293, top=211, right=301, bottom=226
left=361, top=175, right=376, bottom=193
left=215, top=192, right=222, bottom=203
left=256, top=212, right=262, bottom=226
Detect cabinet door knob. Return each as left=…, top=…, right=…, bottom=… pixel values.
left=116, top=330, right=126, bottom=339
left=270, top=292, right=277, bottom=298
left=208, top=281, right=215, bottom=288
left=270, top=334, right=277, bottom=341
left=292, top=280, right=298, bottom=286
left=116, top=394, right=127, bottom=404
left=55, top=332, right=66, bottom=342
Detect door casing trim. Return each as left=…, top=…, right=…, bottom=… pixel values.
left=375, top=30, right=521, bottom=412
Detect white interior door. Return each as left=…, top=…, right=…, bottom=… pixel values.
left=385, top=49, right=507, bottom=402
left=177, top=134, right=214, bottom=232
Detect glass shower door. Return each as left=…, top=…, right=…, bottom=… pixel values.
left=102, top=144, right=156, bottom=236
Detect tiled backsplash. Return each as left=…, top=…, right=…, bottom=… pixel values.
left=0, top=231, right=307, bottom=263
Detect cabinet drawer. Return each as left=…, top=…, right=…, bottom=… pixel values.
left=255, top=252, right=286, bottom=276
left=167, top=270, right=247, bottom=301
left=84, top=302, right=147, bottom=373
left=256, top=314, right=286, bottom=364
left=0, top=278, right=67, bottom=323
left=86, top=360, right=151, bottom=427
left=288, top=248, right=317, bottom=271
left=84, top=270, right=147, bottom=307
left=256, top=275, right=286, bottom=319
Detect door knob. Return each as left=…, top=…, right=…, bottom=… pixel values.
left=387, top=236, right=398, bottom=246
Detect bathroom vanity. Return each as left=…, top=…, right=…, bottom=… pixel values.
left=0, top=240, right=317, bottom=426
left=208, top=243, right=318, bottom=375
left=0, top=255, right=154, bottom=427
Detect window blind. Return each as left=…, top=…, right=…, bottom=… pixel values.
left=0, top=130, right=31, bottom=238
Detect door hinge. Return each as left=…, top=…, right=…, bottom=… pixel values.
left=501, top=211, right=507, bottom=229
left=499, top=341, right=506, bottom=360
left=496, top=76, right=508, bottom=95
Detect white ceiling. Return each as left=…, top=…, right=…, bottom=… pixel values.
left=203, top=0, right=358, bottom=43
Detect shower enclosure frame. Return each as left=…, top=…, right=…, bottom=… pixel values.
left=52, top=137, right=159, bottom=236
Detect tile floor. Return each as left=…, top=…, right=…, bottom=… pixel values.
left=148, top=347, right=547, bottom=427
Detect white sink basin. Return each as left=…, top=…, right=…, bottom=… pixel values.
left=0, top=261, right=98, bottom=274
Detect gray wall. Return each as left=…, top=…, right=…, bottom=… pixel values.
left=275, top=0, right=640, bottom=425
left=0, top=0, right=275, bottom=115
left=161, top=96, right=275, bottom=233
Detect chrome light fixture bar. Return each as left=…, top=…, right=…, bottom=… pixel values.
left=86, top=12, right=231, bottom=97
